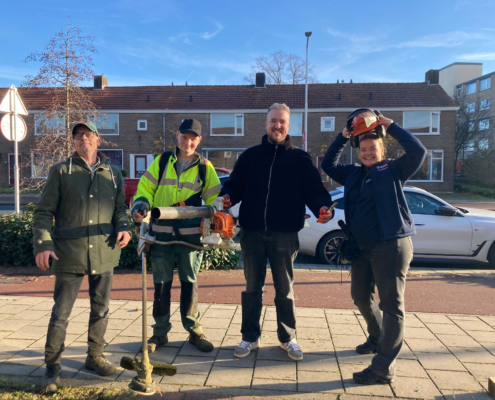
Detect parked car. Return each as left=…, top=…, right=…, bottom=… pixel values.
left=218, top=175, right=495, bottom=267
left=125, top=167, right=232, bottom=208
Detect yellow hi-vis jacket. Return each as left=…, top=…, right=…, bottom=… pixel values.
left=132, top=148, right=222, bottom=249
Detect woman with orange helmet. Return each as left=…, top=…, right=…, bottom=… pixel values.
left=321, top=109, right=427, bottom=385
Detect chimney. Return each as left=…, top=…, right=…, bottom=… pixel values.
left=425, top=69, right=439, bottom=85
left=93, top=75, right=108, bottom=90
left=255, top=72, right=266, bottom=88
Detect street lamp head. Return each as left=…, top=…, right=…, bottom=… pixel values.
left=305, top=32, right=312, bottom=38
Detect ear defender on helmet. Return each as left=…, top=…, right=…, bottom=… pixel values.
left=346, top=108, right=387, bottom=148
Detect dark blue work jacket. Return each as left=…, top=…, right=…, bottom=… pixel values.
left=321, top=123, right=427, bottom=241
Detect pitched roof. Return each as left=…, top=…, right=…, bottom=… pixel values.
left=0, top=82, right=456, bottom=111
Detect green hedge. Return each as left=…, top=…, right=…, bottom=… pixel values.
left=454, top=181, right=495, bottom=199
left=0, top=204, right=239, bottom=271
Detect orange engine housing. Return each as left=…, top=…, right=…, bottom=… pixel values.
left=200, top=212, right=236, bottom=239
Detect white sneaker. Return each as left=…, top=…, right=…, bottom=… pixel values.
left=234, top=339, right=260, bottom=358
left=280, top=339, right=303, bottom=361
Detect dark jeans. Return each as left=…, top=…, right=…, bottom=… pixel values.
left=240, top=229, right=299, bottom=343
left=351, top=237, right=413, bottom=379
left=45, top=270, right=113, bottom=365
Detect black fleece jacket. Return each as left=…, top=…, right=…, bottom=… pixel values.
left=220, top=134, right=332, bottom=232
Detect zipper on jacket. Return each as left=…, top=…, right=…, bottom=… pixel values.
left=264, top=144, right=278, bottom=231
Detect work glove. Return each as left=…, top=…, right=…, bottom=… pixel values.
left=214, top=195, right=232, bottom=211
left=317, top=206, right=333, bottom=224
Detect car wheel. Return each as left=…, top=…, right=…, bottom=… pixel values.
left=488, top=243, right=495, bottom=268
left=317, top=231, right=345, bottom=265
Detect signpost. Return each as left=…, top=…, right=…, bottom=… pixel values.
left=0, top=85, right=29, bottom=216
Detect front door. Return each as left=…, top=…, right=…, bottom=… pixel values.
left=9, top=154, right=22, bottom=186
left=135, top=156, right=147, bottom=178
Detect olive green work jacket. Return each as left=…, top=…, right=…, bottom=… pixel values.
left=33, top=152, right=130, bottom=274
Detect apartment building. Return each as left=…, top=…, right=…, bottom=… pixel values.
left=0, top=75, right=457, bottom=192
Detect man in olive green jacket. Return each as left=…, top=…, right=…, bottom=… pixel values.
left=33, top=121, right=131, bottom=394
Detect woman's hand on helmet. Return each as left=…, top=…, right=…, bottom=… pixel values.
left=342, top=126, right=351, bottom=139
left=378, top=115, right=394, bottom=130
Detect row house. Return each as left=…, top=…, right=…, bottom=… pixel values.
left=0, top=74, right=457, bottom=191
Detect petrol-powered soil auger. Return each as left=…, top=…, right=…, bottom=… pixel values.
left=120, top=199, right=239, bottom=395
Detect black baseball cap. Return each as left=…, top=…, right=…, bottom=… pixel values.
left=179, top=119, right=201, bottom=136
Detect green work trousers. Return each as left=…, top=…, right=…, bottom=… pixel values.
left=149, top=245, right=203, bottom=337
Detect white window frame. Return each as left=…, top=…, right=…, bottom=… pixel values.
left=464, top=140, right=475, bottom=152
left=479, top=118, right=490, bottom=131
left=402, top=111, right=441, bottom=135
left=288, top=112, right=303, bottom=136
left=321, top=117, right=335, bottom=132
left=478, top=138, right=489, bottom=150
left=30, top=151, right=61, bottom=179
left=100, top=149, right=124, bottom=169
left=210, top=114, right=244, bottom=136
left=34, top=113, right=66, bottom=136
left=91, top=114, right=120, bottom=136
left=466, top=102, right=475, bottom=114
left=480, top=98, right=490, bottom=111
left=480, top=77, right=491, bottom=91
left=408, top=150, right=444, bottom=183
left=137, top=119, right=148, bottom=131
left=456, top=86, right=461, bottom=97
left=466, top=82, right=476, bottom=95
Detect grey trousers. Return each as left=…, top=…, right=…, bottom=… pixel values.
left=240, top=229, right=299, bottom=343
left=351, top=237, right=413, bottom=379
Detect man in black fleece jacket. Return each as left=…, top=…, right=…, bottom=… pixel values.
left=219, top=103, right=333, bottom=361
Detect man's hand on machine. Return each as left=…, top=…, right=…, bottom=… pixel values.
left=132, top=209, right=147, bottom=223
left=215, top=194, right=232, bottom=209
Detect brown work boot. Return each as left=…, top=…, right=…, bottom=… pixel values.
left=189, top=333, right=214, bottom=352
left=146, top=334, right=169, bottom=353
left=84, top=354, right=117, bottom=376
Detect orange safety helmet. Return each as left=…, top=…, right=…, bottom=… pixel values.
left=346, top=108, right=386, bottom=148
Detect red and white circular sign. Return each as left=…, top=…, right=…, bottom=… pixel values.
left=1, top=114, right=27, bottom=142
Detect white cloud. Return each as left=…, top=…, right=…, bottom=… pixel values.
left=396, top=31, right=485, bottom=48
left=327, top=27, right=381, bottom=43
left=459, top=52, right=495, bottom=61
left=169, top=21, right=224, bottom=44
left=201, top=22, right=223, bottom=40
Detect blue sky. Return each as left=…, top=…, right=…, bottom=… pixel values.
left=1, top=0, right=495, bottom=87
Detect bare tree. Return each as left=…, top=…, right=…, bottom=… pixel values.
left=22, top=17, right=102, bottom=188
left=244, top=50, right=318, bottom=85
left=455, top=93, right=493, bottom=171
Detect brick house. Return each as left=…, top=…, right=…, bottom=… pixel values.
left=0, top=75, right=457, bottom=192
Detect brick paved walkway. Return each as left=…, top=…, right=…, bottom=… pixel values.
left=0, top=295, right=494, bottom=399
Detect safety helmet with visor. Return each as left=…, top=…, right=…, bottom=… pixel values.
left=346, top=108, right=387, bottom=148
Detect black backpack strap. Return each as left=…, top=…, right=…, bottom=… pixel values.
left=158, top=151, right=173, bottom=185
left=198, top=157, right=207, bottom=190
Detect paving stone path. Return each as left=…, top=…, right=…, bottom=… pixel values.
left=0, top=295, right=494, bottom=399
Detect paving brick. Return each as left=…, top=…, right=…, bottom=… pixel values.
left=0, top=362, right=37, bottom=375
left=225, top=323, right=241, bottom=336
left=110, top=309, right=142, bottom=320
left=398, top=343, right=416, bottom=359
left=0, top=318, right=31, bottom=332
left=396, top=359, right=429, bottom=378
left=426, top=323, right=466, bottom=335
left=329, top=324, right=364, bottom=336
left=257, top=345, right=293, bottom=362
left=454, top=319, right=494, bottom=332
left=405, top=338, right=449, bottom=353
left=415, top=313, right=454, bottom=324
left=259, top=332, right=280, bottom=344
left=9, top=310, right=50, bottom=321
left=441, top=389, right=492, bottom=399
left=344, top=382, right=395, bottom=397
left=261, top=320, right=277, bottom=332
left=0, top=304, right=31, bottom=314
left=161, top=373, right=208, bottom=386
left=464, top=363, right=495, bottom=390
left=104, top=336, right=142, bottom=353
left=428, top=370, right=483, bottom=391
left=0, top=338, right=36, bottom=354
left=220, top=335, right=243, bottom=349
left=200, top=318, right=231, bottom=329
left=334, top=350, right=373, bottom=365
left=6, top=326, right=47, bottom=340
left=296, top=339, right=335, bottom=354
left=215, top=349, right=256, bottom=368
left=405, top=327, right=437, bottom=340
left=30, top=357, right=84, bottom=378
left=5, top=349, right=45, bottom=366
left=450, top=347, right=495, bottom=364
left=325, top=314, right=359, bottom=324
left=332, top=335, right=366, bottom=349
left=202, top=309, right=235, bottom=319
left=29, top=301, right=55, bottom=311
left=106, top=318, right=133, bottom=331
left=405, top=317, right=426, bottom=328
left=253, top=359, right=296, bottom=381
left=297, top=328, right=331, bottom=340
left=29, top=316, right=51, bottom=327
left=206, top=366, right=252, bottom=388
left=297, top=353, right=339, bottom=373
left=177, top=341, right=220, bottom=357
left=296, top=308, right=326, bottom=319
left=297, top=317, right=329, bottom=329
left=171, top=355, right=215, bottom=374
left=66, top=322, right=89, bottom=335
left=468, top=330, right=495, bottom=343
left=437, top=334, right=482, bottom=348
left=251, top=377, right=297, bottom=391
left=149, top=346, right=180, bottom=365
left=297, top=370, right=344, bottom=393
left=119, top=323, right=153, bottom=337
left=391, top=376, right=442, bottom=399
left=415, top=352, right=467, bottom=371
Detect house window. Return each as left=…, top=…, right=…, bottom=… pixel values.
left=100, top=149, right=123, bottom=170
left=321, top=117, right=335, bottom=132
left=480, top=77, right=491, bottom=91
left=137, top=120, right=147, bottom=131
left=480, top=98, right=490, bottom=111
left=464, top=141, right=474, bottom=152
left=34, top=113, right=65, bottom=135
left=211, top=114, right=243, bottom=136
left=466, top=82, right=476, bottom=95
left=409, top=150, right=443, bottom=182
left=466, top=103, right=475, bottom=114
left=202, top=149, right=245, bottom=170
left=288, top=113, right=302, bottom=136
left=479, top=118, right=490, bottom=131
left=90, top=114, right=119, bottom=135
left=31, top=152, right=62, bottom=178
left=479, top=138, right=489, bottom=150
left=456, top=86, right=461, bottom=97
left=403, top=112, right=440, bottom=135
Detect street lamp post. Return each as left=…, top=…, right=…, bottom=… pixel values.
left=304, top=31, right=312, bottom=153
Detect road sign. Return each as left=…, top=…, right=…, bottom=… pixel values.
left=1, top=114, right=27, bottom=142
left=0, top=85, right=28, bottom=115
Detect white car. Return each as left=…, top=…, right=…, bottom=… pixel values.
left=299, top=186, right=495, bottom=267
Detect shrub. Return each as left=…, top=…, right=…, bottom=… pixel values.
left=201, top=247, right=240, bottom=271
left=463, top=150, right=495, bottom=187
